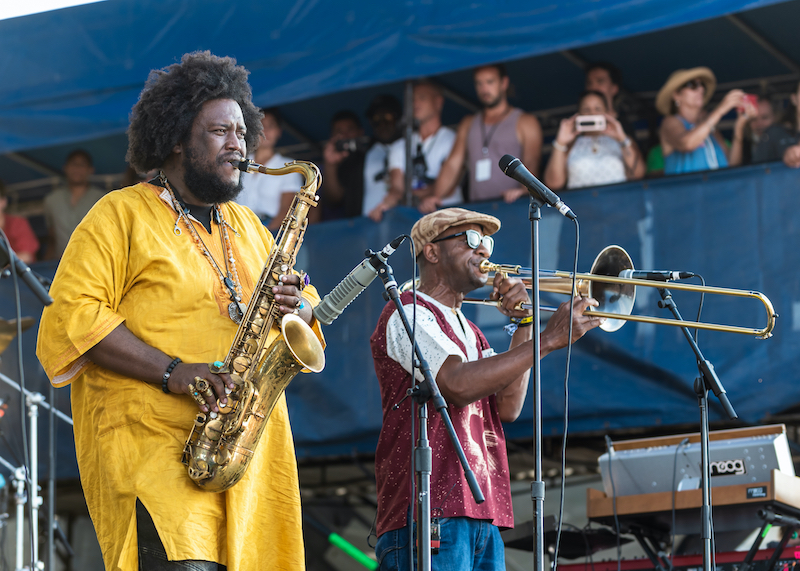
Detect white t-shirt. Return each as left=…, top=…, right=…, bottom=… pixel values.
left=386, top=292, right=495, bottom=383
left=566, top=135, right=627, bottom=189
left=236, top=152, right=303, bottom=218
left=388, top=126, right=463, bottom=206
left=361, top=143, right=391, bottom=217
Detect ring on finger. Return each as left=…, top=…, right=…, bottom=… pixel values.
left=188, top=382, right=207, bottom=407
left=194, top=377, right=215, bottom=399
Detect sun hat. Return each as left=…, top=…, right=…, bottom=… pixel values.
left=655, top=67, right=716, bottom=115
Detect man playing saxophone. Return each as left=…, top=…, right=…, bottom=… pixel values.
left=36, top=51, right=323, bottom=571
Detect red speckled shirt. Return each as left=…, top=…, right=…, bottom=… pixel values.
left=370, top=291, right=513, bottom=536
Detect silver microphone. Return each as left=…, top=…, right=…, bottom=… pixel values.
left=313, top=236, right=405, bottom=326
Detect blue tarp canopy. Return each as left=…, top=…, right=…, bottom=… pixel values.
left=1, top=0, right=798, bottom=173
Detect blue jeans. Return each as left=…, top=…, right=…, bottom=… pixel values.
left=375, top=517, right=505, bottom=571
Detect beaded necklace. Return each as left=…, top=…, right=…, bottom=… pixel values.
left=160, top=172, right=248, bottom=324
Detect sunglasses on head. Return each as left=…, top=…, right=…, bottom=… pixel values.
left=431, top=229, right=494, bottom=255
left=681, top=79, right=704, bottom=91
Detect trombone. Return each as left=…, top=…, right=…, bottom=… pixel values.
left=465, top=245, right=777, bottom=339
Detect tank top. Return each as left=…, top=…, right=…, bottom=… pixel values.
left=664, top=116, right=729, bottom=175
left=466, top=107, right=523, bottom=201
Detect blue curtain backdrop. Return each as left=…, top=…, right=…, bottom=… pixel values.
left=1, top=162, right=797, bottom=479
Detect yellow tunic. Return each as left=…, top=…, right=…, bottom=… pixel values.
left=36, top=182, right=324, bottom=571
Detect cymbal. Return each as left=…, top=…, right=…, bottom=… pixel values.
left=0, top=317, right=35, bottom=355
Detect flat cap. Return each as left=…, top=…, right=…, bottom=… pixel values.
left=411, top=207, right=501, bottom=256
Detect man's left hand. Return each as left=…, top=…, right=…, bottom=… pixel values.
left=543, top=296, right=604, bottom=351
left=490, top=272, right=531, bottom=318
left=272, top=274, right=313, bottom=324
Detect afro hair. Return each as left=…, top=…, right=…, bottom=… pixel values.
left=126, top=51, right=263, bottom=172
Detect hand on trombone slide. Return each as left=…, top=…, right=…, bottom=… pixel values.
left=543, top=297, right=605, bottom=350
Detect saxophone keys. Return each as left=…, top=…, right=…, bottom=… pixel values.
left=229, top=373, right=244, bottom=388
left=243, top=339, right=258, bottom=354
left=250, top=317, right=264, bottom=334
left=213, top=448, right=231, bottom=467
left=232, top=356, right=251, bottom=373
left=204, top=419, right=224, bottom=441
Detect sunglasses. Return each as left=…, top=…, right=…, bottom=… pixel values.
left=431, top=229, right=494, bottom=255
left=681, top=79, right=704, bottom=91
left=370, top=113, right=396, bottom=125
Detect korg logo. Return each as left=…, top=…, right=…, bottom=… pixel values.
left=710, top=459, right=746, bottom=476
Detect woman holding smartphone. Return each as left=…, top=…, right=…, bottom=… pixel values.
left=544, top=90, right=645, bottom=190
left=657, top=67, right=753, bottom=175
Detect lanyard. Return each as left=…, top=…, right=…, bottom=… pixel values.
left=479, top=108, right=510, bottom=155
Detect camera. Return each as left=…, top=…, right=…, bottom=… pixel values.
left=334, top=136, right=371, bottom=153
left=575, top=115, right=607, bottom=132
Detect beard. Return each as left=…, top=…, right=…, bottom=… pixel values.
left=182, top=146, right=243, bottom=204
left=481, top=93, right=503, bottom=110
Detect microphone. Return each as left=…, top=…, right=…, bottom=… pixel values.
left=313, top=235, right=406, bottom=326
left=618, top=269, right=695, bottom=282
left=498, top=155, right=576, bottom=220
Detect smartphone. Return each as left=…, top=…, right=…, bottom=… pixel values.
left=738, top=94, right=758, bottom=112
left=575, top=115, right=607, bottom=132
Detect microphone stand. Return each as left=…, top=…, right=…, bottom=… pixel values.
left=372, top=251, right=484, bottom=571
left=527, top=194, right=546, bottom=571
left=656, top=287, right=737, bottom=571
left=1, top=372, right=74, bottom=571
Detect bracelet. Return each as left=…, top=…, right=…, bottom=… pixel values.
left=552, top=141, right=569, bottom=153
left=504, top=315, right=534, bottom=336
left=513, top=316, right=534, bottom=327
left=162, top=357, right=181, bottom=394
left=620, top=137, right=632, bottom=148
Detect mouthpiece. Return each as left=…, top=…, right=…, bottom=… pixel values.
left=479, top=260, right=522, bottom=274
left=229, top=158, right=253, bottom=172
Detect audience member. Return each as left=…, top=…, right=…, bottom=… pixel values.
left=43, top=149, right=105, bottom=259
left=730, top=95, right=776, bottom=165
left=751, top=81, right=800, bottom=167
left=656, top=67, right=752, bottom=175
left=750, top=97, right=776, bottom=148
left=420, top=64, right=542, bottom=211
left=323, top=95, right=402, bottom=219
left=321, top=110, right=366, bottom=220
left=235, top=108, right=303, bottom=230
left=361, top=95, right=403, bottom=217
left=0, top=180, right=39, bottom=264
left=544, top=90, right=645, bottom=189
left=584, top=61, right=639, bottom=135
left=369, top=81, right=463, bottom=221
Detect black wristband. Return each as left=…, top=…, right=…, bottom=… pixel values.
left=162, top=357, right=181, bottom=394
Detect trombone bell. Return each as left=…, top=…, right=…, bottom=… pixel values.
left=586, top=246, right=636, bottom=332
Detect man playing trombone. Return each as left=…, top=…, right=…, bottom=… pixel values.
left=370, top=207, right=604, bottom=570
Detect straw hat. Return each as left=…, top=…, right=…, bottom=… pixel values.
left=411, top=207, right=501, bottom=255
left=655, top=67, right=717, bottom=115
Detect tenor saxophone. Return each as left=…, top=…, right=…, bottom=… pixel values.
left=181, top=158, right=326, bottom=492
